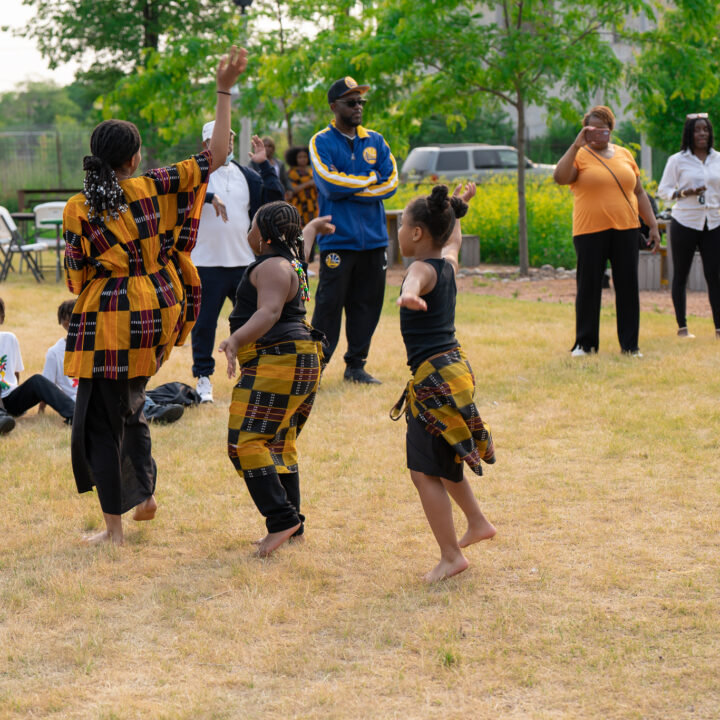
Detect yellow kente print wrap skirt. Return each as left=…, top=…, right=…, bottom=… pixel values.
left=228, top=339, right=323, bottom=478
left=391, top=346, right=495, bottom=478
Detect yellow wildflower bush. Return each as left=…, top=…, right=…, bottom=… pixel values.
left=387, top=176, right=576, bottom=267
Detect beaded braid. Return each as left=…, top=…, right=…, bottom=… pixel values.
left=255, top=201, right=310, bottom=301
left=82, top=120, right=141, bottom=223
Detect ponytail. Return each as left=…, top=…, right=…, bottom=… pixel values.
left=83, top=120, right=141, bottom=222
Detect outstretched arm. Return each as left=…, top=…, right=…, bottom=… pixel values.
left=396, top=261, right=437, bottom=311
left=303, top=215, right=335, bottom=260
left=209, top=46, right=248, bottom=174
left=218, top=259, right=295, bottom=377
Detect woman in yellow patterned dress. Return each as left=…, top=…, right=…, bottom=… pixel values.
left=63, top=46, right=247, bottom=545
left=285, top=146, right=318, bottom=258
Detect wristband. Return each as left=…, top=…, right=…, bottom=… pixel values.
left=217, top=90, right=231, bottom=96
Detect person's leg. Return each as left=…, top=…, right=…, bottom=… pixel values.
left=343, top=247, right=387, bottom=371
left=191, top=266, right=234, bottom=380
left=696, top=224, right=720, bottom=331
left=441, top=476, right=496, bottom=548
left=608, top=228, right=640, bottom=353
left=573, top=232, right=609, bottom=352
left=123, top=377, right=158, bottom=521
left=2, top=374, right=74, bottom=421
left=310, top=249, right=355, bottom=364
left=0, top=396, right=15, bottom=433
left=669, top=219, right=699, bottom=331
left=81, top=379, right=127, bottom=544
left=279, top=470, right=305, bottom=538
left=410, top=469, right=469, bottom=583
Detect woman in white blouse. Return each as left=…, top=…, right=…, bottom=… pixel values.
left=658, top=114, right=720, bottom=338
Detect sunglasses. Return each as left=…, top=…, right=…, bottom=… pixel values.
left=686, top=113, right=709, bottom=119
left=338, top=98, right=367, bottom=108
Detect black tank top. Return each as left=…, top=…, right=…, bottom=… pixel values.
left=400, top=258, right=458, bottom=372
left=229, top=254, right=311, bottom=344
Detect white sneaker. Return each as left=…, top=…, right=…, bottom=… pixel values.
left=196, top=376, right=213, bottom=403
left=571, top=346, right=588, bottom=357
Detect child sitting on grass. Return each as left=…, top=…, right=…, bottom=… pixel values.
left=391, top=183, right=497, bottom=583
left=0, top=296, right=76, bottom=434
left=219, top=204, right=332, bottom=557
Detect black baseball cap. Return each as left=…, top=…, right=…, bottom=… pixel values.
left=328, top=76, right=370, bottom=104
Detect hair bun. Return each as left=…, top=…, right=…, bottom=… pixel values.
left=83, top=155, right=105, bottom=172
left=450, top=195, right=468, bottom=219
left=427, top=184, right=450, bottom=214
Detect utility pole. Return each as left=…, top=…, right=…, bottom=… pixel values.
left=233, top=0, right=254, bottom=162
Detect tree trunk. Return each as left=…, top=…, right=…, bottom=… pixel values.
left=142, top=0, right=159, bottom=52
left=516, top=93, right=529, bottom=276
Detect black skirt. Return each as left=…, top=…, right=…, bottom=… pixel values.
left=406, top=411, right=463, bottom=483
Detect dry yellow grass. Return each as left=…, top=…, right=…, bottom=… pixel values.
left=0, top=274, right=718, bottom=720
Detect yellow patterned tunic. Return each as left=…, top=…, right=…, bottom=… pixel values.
left=63, top=152, right=210, bottom=379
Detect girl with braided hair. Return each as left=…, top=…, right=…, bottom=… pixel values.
left=391, top=183, right=497, bottom=583
left=219, top=202, right=333, bottom=557
left=63, top=46, right=248, bottom=545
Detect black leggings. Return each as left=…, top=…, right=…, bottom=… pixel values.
left=670, top=218, right=720, bottom=329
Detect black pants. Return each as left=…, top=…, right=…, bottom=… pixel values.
left=244, top=470, right=305, bottom=535
left=191, top=265, right=247, bottom=378
left=573, top=228, right=640, bottom=353
left=3, top=374, right=75, bottom=420
left=311, top=247, right=387, bottom=367
left=670, top=218, right=720, bottom=329
left=72, top=377, right=156, bottom=515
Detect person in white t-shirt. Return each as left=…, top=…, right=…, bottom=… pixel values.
left=190, top=122, right=284, bottom=403
left=0, top=296, right=75, bottom=434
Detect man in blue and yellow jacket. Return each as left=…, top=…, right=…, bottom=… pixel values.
left=309, top=77, right=398, bottom=384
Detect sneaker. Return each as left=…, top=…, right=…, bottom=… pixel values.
left=196, top=376, right=213, bottom=403
left=344, top=367, right=382, bottom=385
left=147, top=403, right=185, bottom=424
left=571, top=346, right=588, bottom=357
left=677, top=327, right=695, bottom=338
left=622, top=349, right=643, bottom=358
left=0, top=409, right=15, bottom=434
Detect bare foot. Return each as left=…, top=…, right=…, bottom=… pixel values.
left=133, top=495, right=158, bottom=521
left=459, top=515, right=497, bottom=548
left=254, top=523, right=302, bottom=557
left=423, top=554, right=469, bottom=583
left=83, top=529, right=124, bottom=546
left=252, top=531, right=304, bottom=545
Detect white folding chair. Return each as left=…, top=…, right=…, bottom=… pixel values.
left=0, top=206, right=47, bottom=283
left=33, top=201, right=67, bottom=282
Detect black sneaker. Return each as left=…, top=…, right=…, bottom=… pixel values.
left=0, top=410, right=16, bottom=434
left=344, top=367, right=382, bottom=385
left=147, top=403, right=185, bottom=424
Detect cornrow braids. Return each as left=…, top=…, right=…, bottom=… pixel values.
left=254, top=201, right=310, bottom=301
left=82, top=120, right=141, bottom=223
left=406, top=185, right=468, bottom=248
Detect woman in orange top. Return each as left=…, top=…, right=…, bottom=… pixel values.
left=63, top=46, right=248, bottom=546
left=554, top=106, right=660, bottom=356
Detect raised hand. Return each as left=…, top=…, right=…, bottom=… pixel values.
left=216, top=46, right=248, bottom=92
left=248, top=134, right=267, bottom=164
left=453, top=181, right=477, bottom=204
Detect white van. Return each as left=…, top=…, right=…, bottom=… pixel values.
left=400, top=144, right=555, bottom=182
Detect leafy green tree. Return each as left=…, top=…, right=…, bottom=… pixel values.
left=629, top=0, right=720, bottom=155
left=355, top=0, right=655, bottom=274
left=0, top=82, right=83, bottom=129
left=16, top=0, right=237, bottom=72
